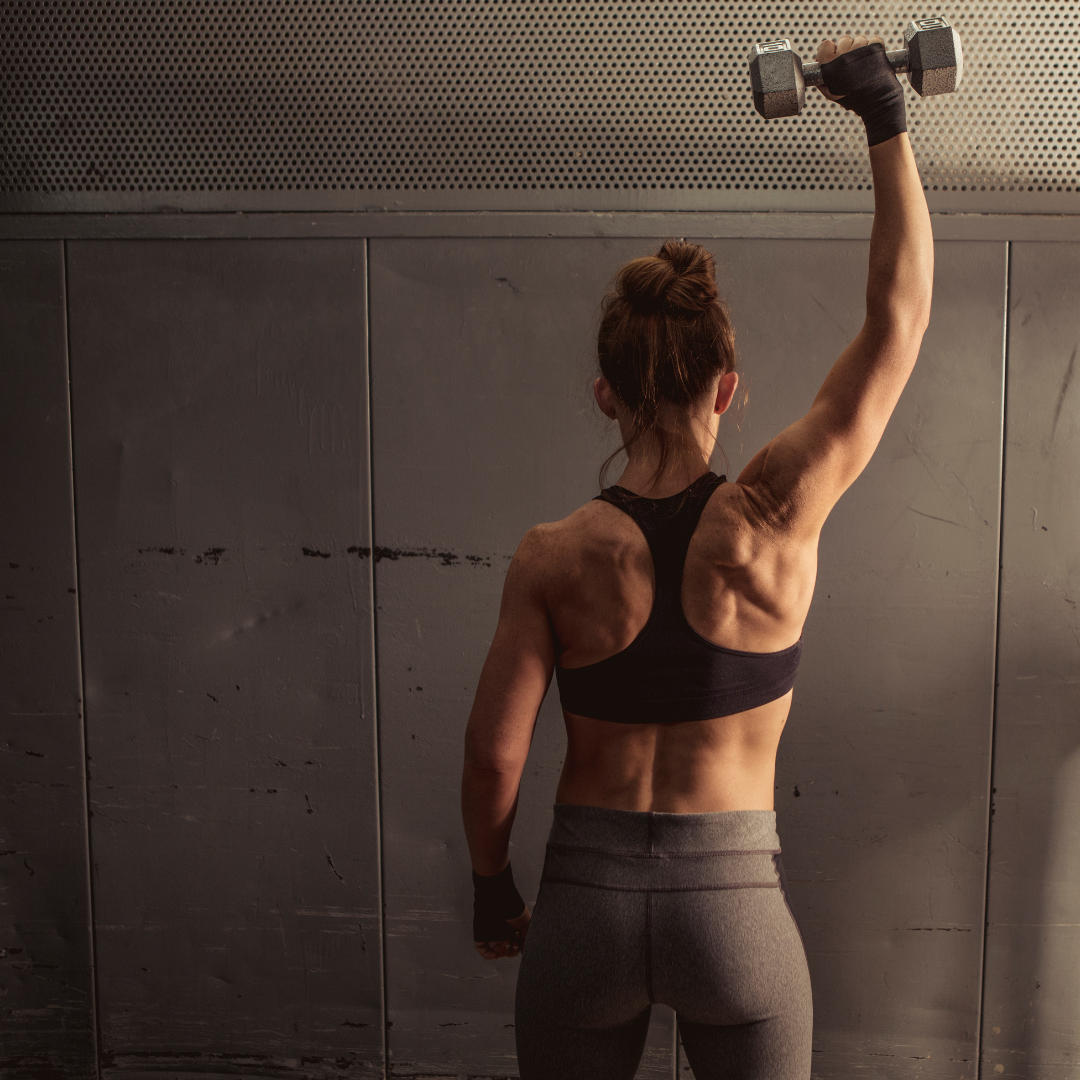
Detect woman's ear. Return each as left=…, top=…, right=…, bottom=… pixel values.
left=714, top=371, right=739, bottom=416
left=594, top=376, right=619, bottom=420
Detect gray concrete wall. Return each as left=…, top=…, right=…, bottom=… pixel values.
left=0, top=231, right=1075, bottom=1080
left=718, top=239, right=1006, bottom=1078
left=981, top=244, right=1080, bottom=1080
left=65, top=239, right=383, bottom=1077
left=0, top=243, right=96, bottom=1075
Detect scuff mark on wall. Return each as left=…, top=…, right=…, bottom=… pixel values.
left=905, top=408, right=987, bottom=523
left=907, top=506, right=968, bottom=529
left=325, top=851, right=346, bottom=885
left=809, top=291, right=856, bottom=340
left=1049, top=343, right=1076, bottom=447
left=137, top=546, right=227, bottom=565
left=138, top=543, right=507, bottom=568
left=338, top=545, right=509, bottom=567
left=221, top=601, right=306, bottom=641
left=372, top=547, right=504, bottom=568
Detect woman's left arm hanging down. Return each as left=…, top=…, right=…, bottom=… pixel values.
left=461, top=527, right=555, bottom=955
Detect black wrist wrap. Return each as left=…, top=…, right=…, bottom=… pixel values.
left=472, top=862, right=526, bottom=942
left=821, top=42, right=907, bottom=147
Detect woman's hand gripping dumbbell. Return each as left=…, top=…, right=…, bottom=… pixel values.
left=748, top=17, right=963, bottom=126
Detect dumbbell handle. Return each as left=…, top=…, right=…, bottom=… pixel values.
left=802, top=49, right=909, bottom=87
left=749, top=19, right=961, bottom=118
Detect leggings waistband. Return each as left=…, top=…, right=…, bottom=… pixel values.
left=541, top=803, right=783, bottom=893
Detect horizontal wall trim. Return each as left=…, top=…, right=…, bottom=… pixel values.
left=3, top=211, right=1080, bottom=242
left=101, top=1074, right=313, bottom=1080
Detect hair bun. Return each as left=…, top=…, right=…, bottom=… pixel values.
left=616, top=239, right=718, bottom=315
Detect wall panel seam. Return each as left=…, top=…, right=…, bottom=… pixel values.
left=364, top=237, right=390, bottom=1080
left=671, top=1011, right=679, bottom=1080
left=63, top=238, right=103, bottom=1079
left=975, top=239, right=1012, bottom=1080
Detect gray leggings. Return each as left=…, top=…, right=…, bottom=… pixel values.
left=515, top=804, right=812, bottom=1080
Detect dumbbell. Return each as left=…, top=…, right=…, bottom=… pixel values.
left=748, top=17, right=963, bottom=119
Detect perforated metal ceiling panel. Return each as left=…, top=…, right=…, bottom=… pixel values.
left=2, top=1, right=1078, bottom=214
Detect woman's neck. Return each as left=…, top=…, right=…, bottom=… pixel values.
left=613, top=452, right=714, bottom=498
left=609, top=403, right=722, bottom=498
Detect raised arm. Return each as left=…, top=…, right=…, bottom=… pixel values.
left=737, top=38, right=933, bottom=537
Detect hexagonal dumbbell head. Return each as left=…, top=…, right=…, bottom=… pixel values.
left=748, top=40, right=806, bottom=118
left=904, top=16, right=964, bottom=95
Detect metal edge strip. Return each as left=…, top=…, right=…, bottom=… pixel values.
left=5, top=211, right=1080, bottom=242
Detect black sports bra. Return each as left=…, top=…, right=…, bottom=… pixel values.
left=554, top=471, right=802, bottom=724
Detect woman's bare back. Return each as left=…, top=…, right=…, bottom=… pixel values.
left=464, top=138, right=931, bottom=880
left=536, top=475, right=819, bottom=813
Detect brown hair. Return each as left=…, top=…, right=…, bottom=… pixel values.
left=597, top=239, right=738, bottom=490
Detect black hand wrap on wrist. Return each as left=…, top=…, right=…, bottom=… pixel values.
left=821, top=42, right=907, bottom=147
left=472, top=861, right=526, bottom=942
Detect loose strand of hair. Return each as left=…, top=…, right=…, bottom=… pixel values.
left=598, top=418, right=647, bottom=491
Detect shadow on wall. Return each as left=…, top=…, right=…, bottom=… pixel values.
left=981, top=243, right=1080, bottom=1078
left=1039, top=749, right=1080, bottom=1056
left=987, top=601, right=1080, bottom=1070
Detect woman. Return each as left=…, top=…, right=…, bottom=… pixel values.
left=461, top=32, right=932, bottom=1080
